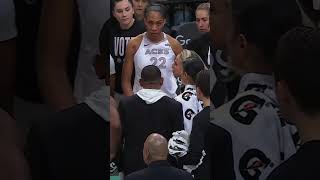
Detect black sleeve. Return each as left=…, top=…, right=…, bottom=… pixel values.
left=25, top=125, right=48, bottom=180
left=99, top=17, right=117, bottom=54
left=172, top=102, right=184, bottom=132
left=168, top=101, right=184, bottom=168
left=179, top=114, right=207, bottom=165
left=209, top=123, right=235, bottom=180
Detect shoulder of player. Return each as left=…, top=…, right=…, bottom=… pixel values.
left=167, top=34, right=183, bottom=55
left=119, top=95, right=138, bottom=107
left=167, top=34, right=180, bottom=47
left=127, top=34, right=144, bottom=52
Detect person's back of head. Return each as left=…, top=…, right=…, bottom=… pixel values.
left=139, top=65, right=163, bottom=89
left=230, top=0, right=302, bottom=72
left=143, top=133, right=168, bottom=165
left=181, top=51, right=206, bottom=84
left=276, top=26, right=320, bottom=118
left=196, top=70, right=210, bottom=99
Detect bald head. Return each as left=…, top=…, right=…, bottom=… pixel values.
left=143, top=133, right=168, bottom=165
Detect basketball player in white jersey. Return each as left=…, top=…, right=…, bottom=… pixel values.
left=122, top=4, right=183, bottom=97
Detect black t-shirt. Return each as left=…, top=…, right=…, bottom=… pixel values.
left=186, top=33, right=211, bottom=68
left=100, top=18, right=145, bottom=94
left=267, top=140, right=320, bottom=180
left=118, top=95, right=184, bottom=175
left=14, top=0, right=80, bottom=102
left=178, top=107, right=235, bottom=180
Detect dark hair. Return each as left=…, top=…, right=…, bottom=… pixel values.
left=182, top=58, right=205, bottom=83
left=112, top=0, right=133, bottom=11
left=231, top=0, right=301, bottom=65
left=276, top=26, right=320, bottom=115
left=141, top=65, right=162, bottom=83
left=144, top=3, right=166, bottom=19
left=196, top=70, right=210, bottom=97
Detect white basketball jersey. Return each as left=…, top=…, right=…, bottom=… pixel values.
left=133, top=33, right=177, bottom=97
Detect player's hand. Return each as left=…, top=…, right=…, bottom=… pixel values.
left=168, top=130, right=190, bottom=157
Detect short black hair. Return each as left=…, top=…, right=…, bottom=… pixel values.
left=144, top=3, right=166, bottom=19
left=182, top=58, right=205, bottom=83
left=276, top=26, right=320, bottom=115
left=196, top=70, right=210, bottom=97
left=141, top=65, right=162, bottom=83
left=231, top=0, right=301, bottom=65
left=112, top=0, right=133, bottom=11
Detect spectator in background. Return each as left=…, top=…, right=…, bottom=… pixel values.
left=132, top=0, right=150, bottom=21
left=119, top=65, right=183, bottom=175
left=267, top=27, right=320, bottom=180
left=126, top=133, right=194, bottom=180
left=195, top=3, right=210, bottom=33
left=186, top=3, right=211, bottom=68
left=99, top=0, right=145, bottom=100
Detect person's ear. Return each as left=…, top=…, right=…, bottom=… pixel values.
left=139, top=79, right=144, bottom=87
left=160, top=77, right=164, bottom=86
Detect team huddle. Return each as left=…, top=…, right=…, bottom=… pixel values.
left=107, top=0, right=320, bottom=180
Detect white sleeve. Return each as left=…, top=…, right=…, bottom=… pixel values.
left=175, top=92, right=202, bottom=134
left=110, top=55, right=116, bottom=75
left=0, top=0, right=17, bottom=41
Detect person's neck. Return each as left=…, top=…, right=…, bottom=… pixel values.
left=142, top=86, right=161, bottom=90
left=244, top=51, right=273, bottom=75
left=146, top=32, right=164, bottom=43
left=135, top=15, right=143, bottom=21
left=120, top=18, right=135, bottom=30
left=294, top=112, right=320, bottom=145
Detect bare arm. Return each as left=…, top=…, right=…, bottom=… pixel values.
left=168, top=35, right=184, bottom=56
left=110, top=97, right=121, bottom=160
left=37, top=0, right=76, bottom=110
left=121, top=36, right=141, bottom=96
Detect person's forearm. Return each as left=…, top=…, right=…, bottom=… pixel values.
left=122, top=82, right=134, bottom=96
left=37, top=0, right=76, bottom=110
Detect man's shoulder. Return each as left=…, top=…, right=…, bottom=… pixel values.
left=126, top=166, right=193, bottom=180
left=119, top=95, right=140, bottom=104
left=125, top=168, right=147, bottom=180
left=266, top=154, right=300, bottom=180
left=166, top=166, right=194, bottom=179
left=160, top=96, right=182, bottom=107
